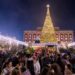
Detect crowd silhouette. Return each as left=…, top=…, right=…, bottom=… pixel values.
left=0, top=46, right=75, bottom=75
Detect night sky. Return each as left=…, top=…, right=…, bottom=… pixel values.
left=0, top=0, right=75, bottom=41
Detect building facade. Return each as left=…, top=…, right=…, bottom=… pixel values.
left=24, top=4, right=74, bottom=43
left=24, top=29, right=74, bottom=43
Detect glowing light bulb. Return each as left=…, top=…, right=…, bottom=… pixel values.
left=46, top=4, right=50, bottom=8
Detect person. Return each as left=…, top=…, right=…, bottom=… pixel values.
left=40, top=65, right=50, bottom=75
left=27, top=54, right=35, bottom=75
left=1, top=61, right=14, bottom=75
left=51, top=63, right=63, bottom=75
left=33, top=57, right=40, bottom=75
left=19, top=60, right=31, bottom=75
left=23, top=69, right=31, bottom=75
left=56, top=54, right=65, bottom=75
left=12, top=60, right=22, bottom=75
left=22, top=61, right=31, bottom=75
left=64, top=64, right=72, bottom=75
left=35, top=36, right=40, bottom=43
left=46, top=68, right=55, bottom=75
left=42, top=53, right=51, bottom=67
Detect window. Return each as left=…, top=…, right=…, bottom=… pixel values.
left=64, top=34, right=68, bottom=41
left=60, top=34, right=64, bottom=41
left=68, top=34, right=73, bottom=41
left=65, top=38, right=68, bottom=40
left=29, top=34, right=32, bottom=39
left=60, top=34, right=63, bottom=38
left=65, top=34, right=68, bottom=38
left=29, top=34, right=32, bottom=38
left=56, top=34, right=59, bottom=38
left=25, top=34, right=27, bottom=38
left=60, top=37, right=63, bottom=41
left=25, top=37, right=27, bottom=40
left=33, top=34, right=36, bottom=39
left=69, top=34, right=72, bottom=38
left=56, top=38, right=59, bottom=41
left=38, top=34, right=40, bottom=38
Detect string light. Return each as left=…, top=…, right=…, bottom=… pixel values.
left=0, top=34, right=28, bottom=47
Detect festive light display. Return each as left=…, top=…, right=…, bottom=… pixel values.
left=40, top=4, right=57, bottom=43
left=68, top=42, right=75, bottom=47
left=0, top=34, right=28, bottom=50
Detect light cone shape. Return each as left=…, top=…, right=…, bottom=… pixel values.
left=40, top=4, right=57, bottom=43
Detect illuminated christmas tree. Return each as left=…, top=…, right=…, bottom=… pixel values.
left=40, top=4, right=57, bottom=43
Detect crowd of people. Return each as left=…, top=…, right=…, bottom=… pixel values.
left=0, top=46, right=75, bottom=75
